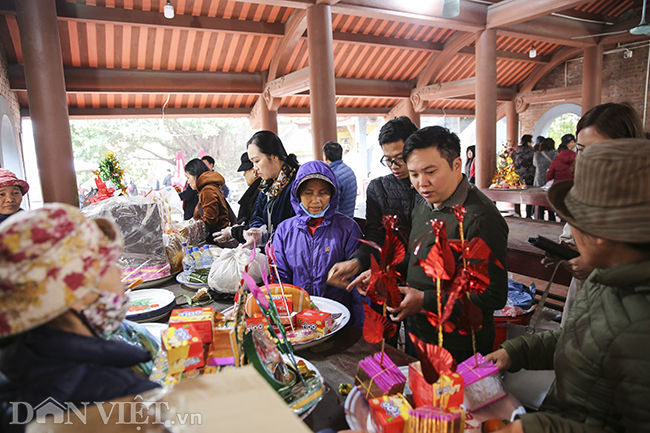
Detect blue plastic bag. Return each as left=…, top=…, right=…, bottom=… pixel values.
left=507, top=279, right=537, bottom=310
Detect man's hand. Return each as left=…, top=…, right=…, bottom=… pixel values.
left=346, top=269, right=370, bottom=295
left=387, top=286, right=424, bottom=321
left=328, top=260, right=362, bottom=289
left=485, top=349, right=512, bottom=371
left=565, top=255, right=594, bottom=280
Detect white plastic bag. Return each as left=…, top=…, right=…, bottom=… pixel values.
left=208, top=246, right=268, bottom=294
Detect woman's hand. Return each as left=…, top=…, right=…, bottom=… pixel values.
left=329, top=260, right=362, bottom=289
left=387, top=286, right=424, bottom=321
left=485, top=349, right=512, bottom=371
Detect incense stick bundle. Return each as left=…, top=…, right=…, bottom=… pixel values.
left=406, top=406, right=465, bottom=433
left=355, top=353, right=406, bottom=398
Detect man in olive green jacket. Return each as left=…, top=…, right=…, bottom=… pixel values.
left=388, top=126, right=509, bottom=361
left=488, top=139, right=650, bottom=433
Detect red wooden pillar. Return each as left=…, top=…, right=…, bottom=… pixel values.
left=475, top=29, right=497, bottom=189
left=16, top=0, right=78, bottom=206
left=260, top=101, right=278, bottom=134
left=582, top=45, right=603, bottom=115
left=307, top=4, right=337, bottom=161
left=506, top=101, right=518, bottom=146
left=405, top=99, right=421, bottom=128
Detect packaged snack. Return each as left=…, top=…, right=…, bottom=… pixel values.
left=295, top=309, right=332, bottom=335
left=457, top=354, right=507, bottom=411
left=162, top=324, right=204, bottom=375
left=169, top=307, right=214, bottom=344
left=368, top=393, right=411, bottom=433
left=409, top=361, right=464, bottom=409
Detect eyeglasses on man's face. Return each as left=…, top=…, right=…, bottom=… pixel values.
left=575, top=143, right=585, bottom=153
left=380, top=154, right=405, bottom=168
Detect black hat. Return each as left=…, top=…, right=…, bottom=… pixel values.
left=237, top=152, right=253, bottom=172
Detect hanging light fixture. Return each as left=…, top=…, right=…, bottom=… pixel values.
left=529, top=44, right=537, bottom=59
left=164, top=0, right=175, bottom=19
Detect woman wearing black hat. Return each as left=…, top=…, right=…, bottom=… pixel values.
left=214, top=152, right=262, bottom=244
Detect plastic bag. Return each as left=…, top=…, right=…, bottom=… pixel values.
left=208, top=245, right=268, bottom=294
left=82, top=195, right=170, bottom=281
left=106, top=320, right=160, bottom=377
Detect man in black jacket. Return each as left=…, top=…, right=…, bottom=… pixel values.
left=329, top=116, right=420, bottom=290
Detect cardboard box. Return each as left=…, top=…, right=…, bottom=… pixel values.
left=245, top=315, right=269, bottom=332
left=169, top=307, right=214, bottom=344
left=368, top=394, right=411, bottom=433
left=162, top=324, right=204, bottom=375
left=295, top=309, right=332, bottom=335
left=409, top=362, right=464, bottom=409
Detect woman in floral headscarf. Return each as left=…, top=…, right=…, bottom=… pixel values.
left=0, top=204, right=158, bottom=430
left=0, top=169, right=29, bottom=224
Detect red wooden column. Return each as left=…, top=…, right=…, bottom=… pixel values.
left=16, top=0, right=78, bottom=206
left=475, top=29, right=497, bottom=189
left=582, top=45, right=603, bottom=115
left=260, top=101, right=278, bottom=134
left=405, top=98, right=421, bottom=128
left=506, top=101, right=518, bottom=146
left=307, top=4, right=337, bottom=161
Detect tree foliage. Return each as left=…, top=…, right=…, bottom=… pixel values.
left=70, top=118, right=255, bottom=185
left=547, top=113, right=579, bottom=145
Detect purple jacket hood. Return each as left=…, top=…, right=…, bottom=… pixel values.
left=290, top=160, right=339, bottom=223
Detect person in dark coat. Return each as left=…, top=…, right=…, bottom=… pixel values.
left=273, top=161, right=364, bottom=327
left=0, top=205, right=158, bottom=431
left=329, top=116, right=421, bottom=287
left=390, top=126, right=508, bottom=362
left=240, top=131, right=300, bottom=248
left=512, top=134, right=535, bottom=217
left=213, top=152, right=262, bottom=245
left=178, top=182, right=199, bottom=220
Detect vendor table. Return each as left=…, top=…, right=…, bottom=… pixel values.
left=140, top=281, right=525, bottom=432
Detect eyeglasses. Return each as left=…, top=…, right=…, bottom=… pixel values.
left=380, top=155, right=405, bottom=168
left=575, top=143, right=585, bottom=153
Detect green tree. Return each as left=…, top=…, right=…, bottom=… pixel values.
left=546, top=113, right=579, bottom=145
left=70, top=118, right=255, bottom=186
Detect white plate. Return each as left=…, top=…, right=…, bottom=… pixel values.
left=176, top=271, right=209, bottom=288
left=281, top=354, right=324, bottom=420
left=221, top=296, right=351, bottom=351
left=126, top=288, right=176, bottom=321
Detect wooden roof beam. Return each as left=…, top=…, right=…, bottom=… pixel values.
left=8, top=64, right=264, bottom=94
left=0, top=0, right=285, bottom=36
left=519, top=46, right=582, bottom=93
left=515, top=86, right=582, bottom=113
left=10, top=64, right=412, bottom=99
left=55, top=106, right=474, bottom=119
left=498, top=15, right=602, bottom=47
left=411, top=78, right=514, bottom=111
left=487, top=0, right=594, bottom=29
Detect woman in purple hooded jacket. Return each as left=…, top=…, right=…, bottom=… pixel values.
left=272, top=161, right=365, bottom=327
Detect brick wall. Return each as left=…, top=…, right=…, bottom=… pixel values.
left=0, top=43, right=21, bottom=139
left=519, top=44, right=650, bottom=135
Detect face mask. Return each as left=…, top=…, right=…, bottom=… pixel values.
left=80, top=290, right=129, bottom=335
left=300, top=203, right=330, bottom=218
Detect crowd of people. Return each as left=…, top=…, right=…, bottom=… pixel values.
left=1, top=102, right=649, bottom=432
